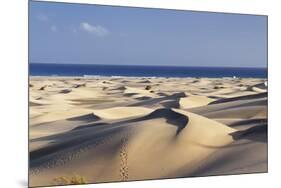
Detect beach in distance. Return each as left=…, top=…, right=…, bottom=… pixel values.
left=29, top=73, right=268, bottom=187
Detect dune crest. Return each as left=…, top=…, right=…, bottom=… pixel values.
left=93, top=107, right=154, bottom=119
left=29, top=77, right=268, bottom=187
left=180, top=96, right=215, bottom=109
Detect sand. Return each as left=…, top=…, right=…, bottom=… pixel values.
left=29, top=76, right=267, bottom=187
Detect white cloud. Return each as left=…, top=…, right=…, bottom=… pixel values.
left=80, top=22, right=109, bottom=37
left=50, top=25, right=57, bottom=32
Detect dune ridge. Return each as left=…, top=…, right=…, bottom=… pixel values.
left=29, top=77, right=267, bottom=187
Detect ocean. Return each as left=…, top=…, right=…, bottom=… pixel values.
left=29, top=63, right=267, bottom=78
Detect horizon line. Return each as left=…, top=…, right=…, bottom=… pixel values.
left=29, top=62, right=267, bottom=69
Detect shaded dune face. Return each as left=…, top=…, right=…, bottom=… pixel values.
left=190, top=92, right=267, bottom=119
left=30, top=108, right=188, bottom=166
left=230, top=124, right=267, bottom=142
left=123, top=108, right=189, bottom=135
left=29, top=107, right=235, bottom=186
left=187, top=92, right=267, bottom=177
left=208, top=92, right=267, bottom=105
left=29, top=77, right=267, bottom=187
left=129, top=92, right=187, bottom=108
left=134, top=109, right=188, bottom=136
left=67, top=113, right=101, bottom=122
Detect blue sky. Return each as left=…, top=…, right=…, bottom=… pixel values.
left=29, top=1, right=267, bottom=68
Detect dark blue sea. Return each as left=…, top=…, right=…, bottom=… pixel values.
left=29, top=63, right=267, bottom=78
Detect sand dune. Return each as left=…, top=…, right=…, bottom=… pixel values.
left=93, top=107, right=154, bottom=119
left=247, top=82, right=267, bottom=93
left=190, top=92, right=267, bottom=119
left=180, top=96, right=215, bottom=109
left=29, top=77, right=267, bottom=187
left=29, top=107, right=236, bottom=186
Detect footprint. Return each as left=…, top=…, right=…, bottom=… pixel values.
left=119, top=131, right=129, bottom=181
